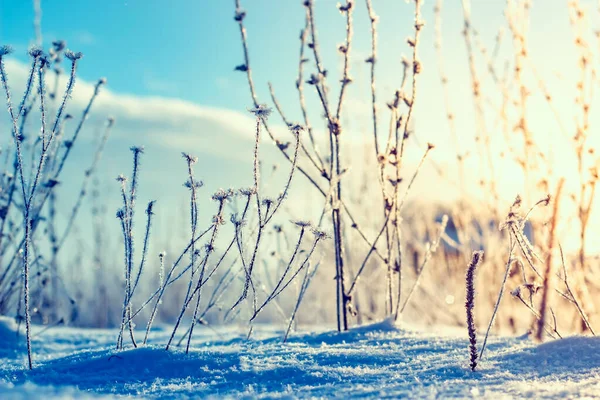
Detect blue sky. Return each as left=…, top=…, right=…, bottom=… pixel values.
left=0, top=0, right=499, bottom=111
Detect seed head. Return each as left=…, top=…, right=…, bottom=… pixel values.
left=184, top=180, right=204, bottom=190
left=234, top=8, right=246, bottom=21
left=312, top=228, right=330, bottom=240
left=28, top=46, right=43, bottom=58
left=212, top=188, right=235, bottom=202
left=248, top=104, right=272, bottom=119
left=289, top=123, right=305, bottom=136
left=239, top=187, right=257, bottom=197
left=262, top=197, right=275, bottom=208
left=292, top=220, right=312, bottom=229
left=64, top=50, right=83, bottom=61
left=0, top=45, right=13, bottom=56
left=182, top=152, right=198, bottom=164
left=146, top=200, right=156, bottom=215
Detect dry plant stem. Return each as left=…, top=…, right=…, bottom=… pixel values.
left=269, top=237, right=322, bottom=300
left=479, top=236, right=517, bottom=361
left=398, top=145, right=433, bottom=211
left=296, top=16, right=325, bottom=171
left=227, top=118, right=265, bottom=315
left=143, top=253, right=165, bottom=345
left=263, top=131, right=300, bottom=226
left=284, top=260, right=320, bottom=343
left=399, top=215, right=448, bottom=315
left=336, top=1, right=354, bottom=120
left=185, top=203, right=226, bottom=354
left=329, top=4, right=353, bottom=329
left=52, top=80, right=105, bottom=179
left=365, top=0, right=392, bottom=314
left=365, top=0, right=378, bottom=155
left=513, top=294, right=560, bottom=339
left=131, top=202, right=155, bottom=296
left=403, top=0, right=423, bottom=152
left=268, top=83, right=321, bottom=173
left=347, top=209, right=393, bottom=296
left=56, top=118, right=114, bottom=252
left=165, top=157, right=201, bottom=351
left=304, top=3, right=347, bottom=330
left=559, top=245, right=595, bottom=335
left=251, top=227, right=306, bottom=321
left=138, top=225, right=215, bottom=332
left=536, top=179, right=564, bottom=342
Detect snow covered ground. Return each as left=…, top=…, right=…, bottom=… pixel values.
left=0, top=317, right=599, bottom=399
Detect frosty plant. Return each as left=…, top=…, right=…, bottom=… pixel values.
left=115, top=146, right=157, bottom=350
left=116, top=109, right=316, bottom=348
left=465, top=251, right=483, bottom=371
left=233, top=0, right=435, bottom=331
left=0, top=44, right=107, bottom=369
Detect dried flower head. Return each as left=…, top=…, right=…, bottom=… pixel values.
left=510, top=286, right=522, bottom=299
left=312, top=228, right=330, bottom=240
left=248, top=104, right=272, bottom=119
left=28, top=46, right=43, bottom=58
left=181, top=152, right=198, bottom=164
left=306, top=74, right=320, bottom=85
left=0, top=45, right=13, bottom=56
left=184, top=180, right=204, bottom=190
left=130, top=146, right=144, bottom=154
left=292, top=220, right=312, bottom=229
left=116, top=208, right=126, bottom=220
left=234, top=8, right=246, bottom=21
left=262, top=197, right=275, bottom=208
left=288, top=123, right=305, bottom=136
left=64, top=50, right=83, bottom=61
left=146, top=200, right=156, bottom=215
left=238, top=187, right=257, bottom=197
left=338, top=1, right=353, bottom=12
left=116, top=174, right=127, bottom=183
left=212, top=188, right=235, bottom=202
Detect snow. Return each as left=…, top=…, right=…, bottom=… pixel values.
left=0, top=317, right=599, bottom=398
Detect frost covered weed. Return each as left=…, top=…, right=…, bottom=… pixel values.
left=465, top=251, right=483, bottom=371
left=234, top=0, right=433, bottom=334
left=112, top=105, right=318, bottom=351
left=0, top=43, right=108, bottom=368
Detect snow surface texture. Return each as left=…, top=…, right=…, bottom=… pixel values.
left=0, top=317, right=599, bottom=399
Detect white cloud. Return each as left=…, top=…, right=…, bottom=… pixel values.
left=2, top=58, right=263, bottom=163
